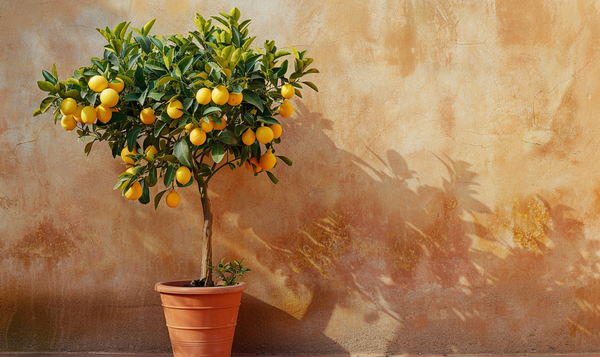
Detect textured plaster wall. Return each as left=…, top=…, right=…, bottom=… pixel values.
left=2, top=0, right=600, bottom=354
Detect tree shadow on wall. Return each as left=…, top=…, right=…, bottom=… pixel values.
left=215, top=101, right=498, bottom=354
left=223, top=100, right=600, bottom=354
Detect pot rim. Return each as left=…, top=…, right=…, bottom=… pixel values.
left=155, top=280, right=247, bottom=295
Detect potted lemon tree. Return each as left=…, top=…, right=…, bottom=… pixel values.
left=33, top=8, right=318, bottom=357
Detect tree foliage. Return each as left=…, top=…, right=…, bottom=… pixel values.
left=34, top=8, right=318, bottom=208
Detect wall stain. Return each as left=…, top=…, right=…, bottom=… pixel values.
left=495, top=0, right=556, bottom=47
left=2, top=218, right=77, bottom=269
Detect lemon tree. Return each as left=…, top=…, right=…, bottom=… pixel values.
left=33, top=8, right=318, bottom=286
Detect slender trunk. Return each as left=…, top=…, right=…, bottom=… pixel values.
left=197, top=174, right=214, bottom=287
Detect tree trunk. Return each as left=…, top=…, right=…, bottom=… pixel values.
left=198, top=175, right=214, bottom=287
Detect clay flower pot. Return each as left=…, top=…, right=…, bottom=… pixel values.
left=155, top=280, right=247, bottom=357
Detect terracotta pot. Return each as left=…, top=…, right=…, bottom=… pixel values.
left=155, top=280, right=247, bottom=357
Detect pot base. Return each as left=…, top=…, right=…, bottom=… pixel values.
left=156, top=280, right=246, bottom=357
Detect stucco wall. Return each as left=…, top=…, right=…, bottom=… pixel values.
left=2, top=0, right=600, bottom=354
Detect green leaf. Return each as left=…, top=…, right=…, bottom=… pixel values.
left=154, top=121, right=168, bottom=138
left=127, top=53, right=142, bottom=70
left=177, top=56, right=194, bottom=75
left=155, top=75, right=177, bottom=87
left=84, top=141, right=94, bottom=156
left=203, top=106, right=222, bottom=116
left=148, top=167, right=158, bottom=186
left=303, top=81, right=319, bottom=92
left=277, top=155, right=292, bottom=166
left=147, top=90, right=165, bottom=101
left=42, top=70, right=57, bottom=85
left=157, top=155, right=177, bottom=162
left=39, top=96, right=57, bottom=113
left=139, top=180, right=150, bottom=204
left=266, top=171, right=279, bottom=184
left=164, top=165, right=176, bottom=186
left=62, top=89, right=80, bottom=99
left=113, top=173, right=133, bottom=190
left=127, top=127, right=143, bottom=151
left=37, top=81, right=55, bottom=92
left=154, top=190, right=167, bottom=209
left=211, top=142, right=226, bottom=163
left=135, top=36, right=151, bottom=54
left=113, top=22, right=127, bottom=39
left=105, top=50, right=120, bottom=68
left=83, top=70, right=100, bottom=76
left=145, top=64, right=167, bottom=73
left=52, top=63, right=58, bottom=78
left=33, top=108, right=43, bottom=117
left=125, top=93, right=140, bottom=102
left=234, top=124, right=247, bottom=136
left=275, top=60, right=289, bottom=78
left=142, top=19, right=156, bottom=36
left=139, top=88, right=148, bottom=106
left=231, top=26, right=241, bottom=47
left=110, top=39, right=123, bottom=57
left=96, top=28, right=112, bottom=42
left=257, top=117, right=280, bottom=125
left=218, top=129, right=239, bottom=145
left=241, top=89, right=264, bottom=111
left=183, top=97, right=194, bottom=111
left=304, top=68, right=320, bottom=75
left=207, top=61, right=222, bottom=75
left=291, top=46, right=300, bottom=59
left=275, top=50, right=291, bottom=58
left=169, top=126, right=185, bottom=137
left=53, top=109, right=60, bottom=124
left=174, top=140, right=193, bottom=168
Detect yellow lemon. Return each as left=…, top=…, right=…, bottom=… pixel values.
left=100, top=88, right=119, bottom=107
left=72, top=105, right=84, bottom=123
left=60, top=98, right=77, bottom=115
left=88, top=75, right=108, bottom=92
left=227, top=92, right=243, bottom=106
left=166, top=190, right=180, bottom=208
left=256, top=126, right=274, bottom=144
left=121, top=146, right=138, bottom=165
left=279, top=100, right=293, bottom=118
left=125, top=181, right=143, bottom=200
left=140, top=108, right=156, bottom=125
left=107, top=78, right=125, bottom=93
left=81, top=106, right=97, bottom=125
left=201, top=118, right=214, bottom=133
left=184, top=123, right=195, bottom=134
left=190, top=128, right=207, bottom=146
left=96, top=105, right=112, bottom=124
left=281, top=83, right=295, bottom=99
left=176, top=166, right=192, bottom=185
left=121, top=167, right=136, bottom=190
left=60, top=114, right=76, bottom=131
left=244, top=157, right=262, bottom=173
left=196, top=88, right=212, bottom=105
left=145, top=145, right=158, bottom=161
left=270, top=124, right=282, bottom=139
left=214, top=117, right=227, bottom=130
left=211, top=85, right=229, bottom=105
left=167, top=100, right=183, bottom=119
left=242, top=129, right=256, bottom=146
left=259, top=150, right=277, bottom=170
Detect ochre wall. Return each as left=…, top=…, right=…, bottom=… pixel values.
left=2, top=0, right=600, bottom=354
